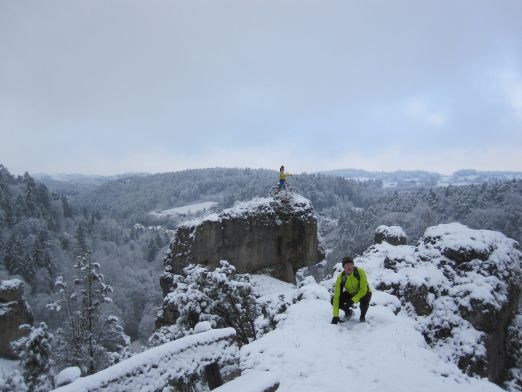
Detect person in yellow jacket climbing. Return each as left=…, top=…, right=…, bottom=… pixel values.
left=331, top=256, right=372, bottom=324
left=278, top=165, right=292, bottom=190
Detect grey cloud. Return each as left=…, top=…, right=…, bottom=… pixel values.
left=1, top=0, right=521, bottom=174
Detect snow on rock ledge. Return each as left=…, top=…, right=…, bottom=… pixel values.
left=419, top=223, right=509, bottom=264
left=374, top=225, right=407, bottom=246
left=358, top=223, right=521, bottom=386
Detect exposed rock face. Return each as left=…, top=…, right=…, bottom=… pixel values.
left=0, top=279, right=33, bottom=359
left=161, top=195, right=324, bottom=293
left=505, top=297, right=522, bottom=391
left=374, top=225, right=407, bottom=246
left=359, top=223, right=521, bottom=386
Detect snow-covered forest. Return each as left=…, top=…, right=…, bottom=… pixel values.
left=1, top=164, right=521, bottom=391
left=2, top=165, right=522, bottom=335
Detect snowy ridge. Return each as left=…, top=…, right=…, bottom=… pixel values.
left=238, top=223, right=520, bottom=391
left=52, top=328, right=238, bottom=392
left=241, top=280, right=504, bottom=392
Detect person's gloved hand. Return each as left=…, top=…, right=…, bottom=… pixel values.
left=331, top=317, right=340, bottom=324
left=347, top=299, right=354, bottom=308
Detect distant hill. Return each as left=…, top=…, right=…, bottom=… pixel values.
left=319, top=168, right=522, bottom=188
left=319, top=168, right=440, bottom=187
left=33, top=172, right=149, bottom=199
left=72, top=168, right=278, bottom=222
left=48, top=168, right=382, bottom=223
left=33, top=167, right=522, bottom=225
left=440, top=169, right=522, bottom=186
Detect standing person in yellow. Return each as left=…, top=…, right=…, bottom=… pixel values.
left=331, top=256, right=372, bottom=324
left=278, top=165, right=292, bottom=190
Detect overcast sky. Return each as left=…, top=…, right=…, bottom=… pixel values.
left=1, top=0, right=521, bottom=176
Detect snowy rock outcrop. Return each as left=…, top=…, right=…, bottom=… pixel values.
left=162, top=194, right=324, bottom=288
left=374, top=225, right=407, bottom=246
left=0, top=279, right=33, bottom=359
left=359, top=223, right=521, bottom=386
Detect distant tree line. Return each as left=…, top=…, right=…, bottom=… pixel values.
left=73, top=168, right=384, bottom=223
left=331, top=180, right=522, bottom=260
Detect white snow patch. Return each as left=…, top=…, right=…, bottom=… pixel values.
left=0, top=279, right=23, bottom=291
left=150, top=201, right=218, bottom=218
left=0, top=358, right=19, bottom=374
left=423, top=223, right=499, bottom=254
left=250, top=275, right=296, bottom=299
left=56, top=367, right=81, bottom=387
left=376, top=224, right=406, bottom=238
left=194, top=321, right=212, bottom=334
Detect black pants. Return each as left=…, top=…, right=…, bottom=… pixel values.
left=332, top=290, right=372, bottom=318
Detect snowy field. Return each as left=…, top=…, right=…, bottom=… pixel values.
left=149, top=201, right=218, bottom=218
left=241, top=277, right=504, bottom=392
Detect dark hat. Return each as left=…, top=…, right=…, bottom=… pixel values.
left=342, top=256, right=354, bottom=266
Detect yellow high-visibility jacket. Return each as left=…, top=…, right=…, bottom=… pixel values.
left=332, top=267, right=371, bottom=317
left=279, top=172, right=291, bottom=180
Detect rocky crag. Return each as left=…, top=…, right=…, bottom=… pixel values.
left=0, top=279, right=33, bottom=358
left=359, top=223, right=521, bottom=387
left=158, top=194, right=324, bottom=327
left=162, top=194, right=324, bottom=286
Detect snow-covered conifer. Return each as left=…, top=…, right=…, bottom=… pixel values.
left=47, top=250, right=130, bottom=375
left=11, top=322, right=54, bottom=392
left=152, top=261, right=258, bottom=345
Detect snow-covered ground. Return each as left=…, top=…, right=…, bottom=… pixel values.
left=382, top=180, right=399, bottom=188
left=0, top=358, right=19, bottom=376
left=251, top=275, right=295, bottom=299
left=241, top=278, right=505, bottom=392
left=2, top=277, right=512, bottom=391
left=149, top=201, right=218, bottom=218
